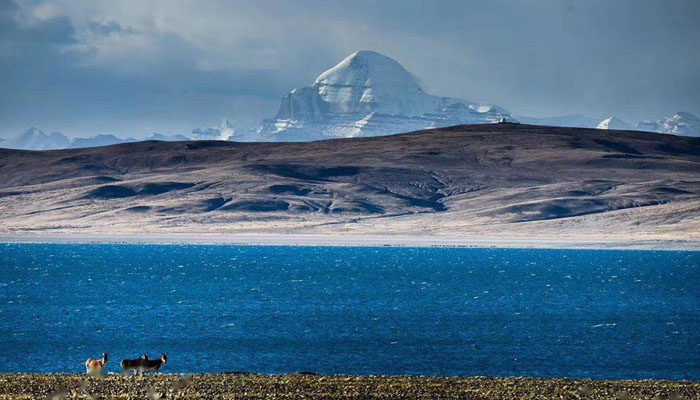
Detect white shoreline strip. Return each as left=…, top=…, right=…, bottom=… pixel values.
left=1, top=234, right=699, bottom=251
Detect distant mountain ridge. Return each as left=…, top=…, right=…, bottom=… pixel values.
left=3, top=51, right=699, bottom=149
left=636, top=112, right=700, bottom=137
left=3, top=127, right=72, bottom=150
left=2, top=121, right=237, bottom=151
left=257, top=51, right=699, bottom=140
left=1, top=128, right=136, bottom=151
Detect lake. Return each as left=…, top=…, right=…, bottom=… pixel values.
left=0, top=244, right=698, bottom=379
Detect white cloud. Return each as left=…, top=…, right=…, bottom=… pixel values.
left=31, top=2, right=60, bottom=20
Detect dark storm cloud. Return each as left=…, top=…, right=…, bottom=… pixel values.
left=0, top=0, right=79, bottom=137
left=0, top=3, right=74, bottom=44
left=0, top=0, right=698, bottom=138
left=0, top=0, right=17, bottom=11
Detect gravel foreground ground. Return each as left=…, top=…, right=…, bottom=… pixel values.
left=0, top=374, right=698, bottom=400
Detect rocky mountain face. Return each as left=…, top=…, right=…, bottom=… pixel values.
left=257, top=51, right=514, bottom=141
left=636, top=112, right=700, bottom=137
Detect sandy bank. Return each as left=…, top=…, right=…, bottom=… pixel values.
left=1, top=233, right=700, bottom=251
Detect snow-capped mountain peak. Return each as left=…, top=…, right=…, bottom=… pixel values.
left=4, top=127, right=70, bottom=150
left=636, top=112, right=700, bottom=137
left=313, top=50, right=434, bottom=116
left=315, top=51, right=416, bottom=86
left=2, top=119, right=240, bottom=151
left=596, top=117, right=632, bottom=130
left=258, top=50, right=514, bottom=141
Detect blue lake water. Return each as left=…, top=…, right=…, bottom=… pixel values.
left=0, top=244, right=698, bottom=379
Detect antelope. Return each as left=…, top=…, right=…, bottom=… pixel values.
left=141, top=353, right=167, bottom=374
left=120, top=354, right=148, bottom=375
left=85, top=352, right=108, bottom=375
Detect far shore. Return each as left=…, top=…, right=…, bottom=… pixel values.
left=1, top=233, right=700, bottom=251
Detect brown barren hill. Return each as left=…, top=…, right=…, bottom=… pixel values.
left=1, top=124, right=699, bottom=242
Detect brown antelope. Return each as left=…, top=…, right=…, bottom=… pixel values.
left=141, top=353, right=167, bottom=374
left=85, top=352, right=108, bottom=375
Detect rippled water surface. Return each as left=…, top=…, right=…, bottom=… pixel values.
left=0, top=244, right=698, bottom=379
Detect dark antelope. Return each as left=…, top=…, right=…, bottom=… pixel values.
left=120, top=354, right=148, bottom=374
left=141, top=353, right=168, bottom=374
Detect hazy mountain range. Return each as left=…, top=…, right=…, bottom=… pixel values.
left=2, top=51, right=698, bottom=150
left=2, top=121, right=236, bottom=151
left=636, top=112, right=700, bottom=137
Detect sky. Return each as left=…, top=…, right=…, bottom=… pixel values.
left=1, top=0, right=699, bottom=139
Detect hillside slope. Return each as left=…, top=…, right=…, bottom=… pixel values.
left=1, top=124, right=699, bottom=240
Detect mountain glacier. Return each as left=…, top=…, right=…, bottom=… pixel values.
left=636, top=112, right=700, bottom=137
left=257, top=51, right=514, bottom=141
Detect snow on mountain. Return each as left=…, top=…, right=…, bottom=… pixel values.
left=516, top=113, right=600, bottom=129
left=258, top=51, right=514, bottom=141
left=1, top=128, right=133, bottom=150
left=190, top=120, right=236, bottom=141
left=596, top=117, right=633, bottom=130
left=2, top=120, right=237, bottom=151
left=636, top=112, right=700, bottom=137
left=145, top=121, right=236, bottom=142
left=3, top=127, right=70, bottom=150
left=44, top=132, right=70, bottom=149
